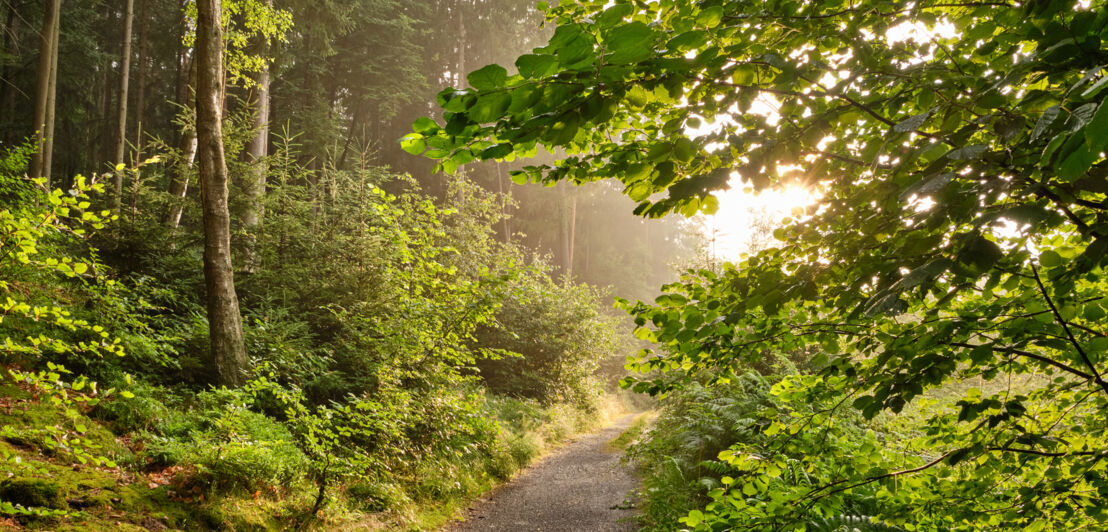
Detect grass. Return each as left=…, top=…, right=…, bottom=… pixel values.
left=608, top=410, right=655, bottom=451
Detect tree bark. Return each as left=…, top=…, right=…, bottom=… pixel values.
left=196, top=0, right=248, bottom=386
left=496, top=161, right=509, bottom=243
left=112, top=0, right=134, bottom=213
left=1, top=5, right=21, bottom=145
left=164, top=51, right=196, bottom=228
left=42, top=7, right=59, bottom=186
left=28, top=0, right=60, bottom=180
left=130, top=0, right=148, bottom=220
left=452, top=0, right=467, bottom=204
left=239, top=0, right=272, bottom=272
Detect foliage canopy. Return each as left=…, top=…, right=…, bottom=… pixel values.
left=415, top=0, right=1108, bottom=529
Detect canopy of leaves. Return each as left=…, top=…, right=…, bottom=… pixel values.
left=416, top=0, right=1108, bottom=529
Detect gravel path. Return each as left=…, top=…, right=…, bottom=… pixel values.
left=445, top=414, right=641, bottom=531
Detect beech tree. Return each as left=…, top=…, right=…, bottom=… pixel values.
left=196, top=0, right=248, bottom=386
left=412, top=0, right=1108, bottom=529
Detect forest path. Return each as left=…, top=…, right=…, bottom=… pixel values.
left=444, top=414, right=641, bottom=531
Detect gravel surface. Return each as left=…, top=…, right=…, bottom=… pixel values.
left=445, top=414, right=641, bottom=531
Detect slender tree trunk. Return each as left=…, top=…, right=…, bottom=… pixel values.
left=568, top=190, right=577, bottom=279
left=496, top=161, right=509, bottom=242
left=239, top=1, right=272, bottom=272
left=131, top=0, right=148, bottom=220
left=1, top=6, right=21, bottom=145
left=42, top=9, right=59, bottom=186
left=95, top=3, right=114, bottom=172
left=453, top=0, right=467, bottom=204
left=196, top=0, right=248, bottom=386
left=111, top=0, right=134, bottom=213
left=164, top=52, right=196, bottom=228
left=28, top=0, right=60, bottom=180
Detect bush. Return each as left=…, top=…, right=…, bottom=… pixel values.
left=474, top=267, right=616, bottom=408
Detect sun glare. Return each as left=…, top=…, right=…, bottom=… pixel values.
left=703, top=179, right=819, bottom=261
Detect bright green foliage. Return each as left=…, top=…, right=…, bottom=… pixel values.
left=632, top=374, right=904, bottom=532
left=183, top=0, right=293, bottom=86
left=419, top=0, right=1108, bottom=529
left=0, top=176, right=127, bottom=515
left=475, top=266, right=617, bottom=408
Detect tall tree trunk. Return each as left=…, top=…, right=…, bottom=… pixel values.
left=42, top=8, right=59, bottom=186
left=131, top=0, right=148, bottom=220
left=196, top=0, right=248, bottom=386
left=567, top=190, right=577, bottom=279
left=28, top=0, right=60, bottom=180
left=239, top=0, right=272, bottom=272
left=95, top=3, right=114, bottom=173
left=1, top=5, right=21, bottom=145
left=452, top=0, right=467, bottom=204
left=496, top=161, right=509, bottom=242
left=112, top=0, right=134, bottom=213
left=165, top=6, right=195, bottom=228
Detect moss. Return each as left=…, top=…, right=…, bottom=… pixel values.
left=0, top=478, right=69, bottom=510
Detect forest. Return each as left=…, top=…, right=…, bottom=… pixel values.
left=2, top=0, right=1108, bottom=531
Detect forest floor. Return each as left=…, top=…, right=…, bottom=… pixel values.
left=444, top=413, right=642, bottom=532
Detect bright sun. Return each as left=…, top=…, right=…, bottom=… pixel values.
left=703, top=179, right=819, bottom=261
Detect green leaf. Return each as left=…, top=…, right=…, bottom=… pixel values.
left=412, top=117, right=438, bottom=133
left=696, top=6, right=724, bottom=27
left=605, top=22, right=656, bottom=64
left=1039, top=249, right=1063, bottom=268
left=667, top=30, right=709, bottom=53
left=515, top=54, right=559, bottom=79
left=469, top=93, right=512, bottom=123
left=1084, top=102, right=1108, bottom=153
left=400, top=134, right=426, bottom=155
left=479, top=143, right=514, bottom=160
left=550, top=24, right=594, bottom=66
left=1058, top=141, right=1097, bottom=182
left=467, top=64, right=509, bottom=91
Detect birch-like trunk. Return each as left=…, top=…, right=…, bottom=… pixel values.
left=111, top=0, right=134, bottom=213
left=238, top=0, right=272, bottom=272
left=196, top=0, right=248, bottom=386
left=42, top=8, right=59, bottom=185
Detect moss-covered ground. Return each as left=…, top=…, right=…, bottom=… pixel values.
left=0, top=378, right=635, bottom=531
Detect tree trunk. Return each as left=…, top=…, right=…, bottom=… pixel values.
left=112, top=0, right=134, bottom=213
left=165, top=52, right=196, bottom=228
left=95, top=3, right=114, bottom=173
left=42, top=8, right=59, bottom=186
left=130, top=0, right=148, bottom=221
left=453, top=0, right=467, bottom=204
left=28, top=0, right=60, bottom=180
left=239, top=0, right=272, bottom=272
left=1, top=5, right=21, bottom=145
left=567, top=190, right=577, bottom=279
left=196, top=0, right=248, bottom=386
left=496, top=161, right=509, bottom=242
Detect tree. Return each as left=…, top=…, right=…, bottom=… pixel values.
left=112, top=0, right=134, bottom=213
left=28, top=0, right=60, bottom=182
left=196, top=0, right=248, bottom=386
left=413, top=1, right=1108, bottom=529
left=238, top=0, right=275, bottom=271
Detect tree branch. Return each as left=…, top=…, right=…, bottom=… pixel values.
left=945, top=341, right=1094, bottom=381
left=1030, top=261, right=1108, bottom=395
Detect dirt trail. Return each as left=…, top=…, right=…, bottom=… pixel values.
left=445, top=414, right=641, bottom=531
